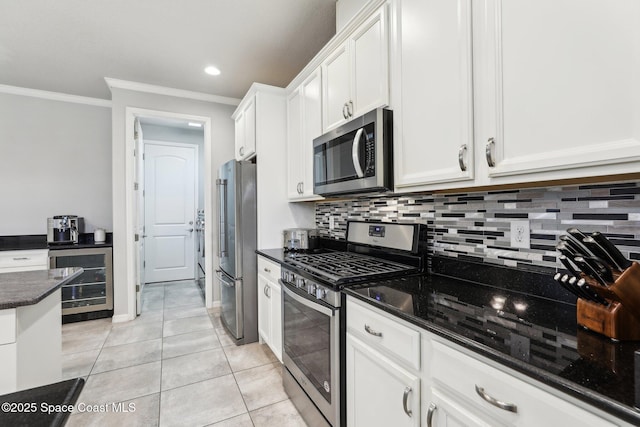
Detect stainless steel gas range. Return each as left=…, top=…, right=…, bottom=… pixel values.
left=279, top=221, right=428, bottom=427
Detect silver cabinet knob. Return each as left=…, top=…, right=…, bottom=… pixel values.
left=348, top=100, right=354, bottom=117
left=239, top=146, right=245, bottom=156
left=342, top=103, right=349, bottom=119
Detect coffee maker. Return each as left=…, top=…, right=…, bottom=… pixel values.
left=47, top=215, right=82, bottom=245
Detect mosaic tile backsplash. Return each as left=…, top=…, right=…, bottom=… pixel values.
left=315, top=181, right=640, bottom=273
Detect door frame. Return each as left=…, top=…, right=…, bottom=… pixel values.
left=125, top=107, right=212, bottom=320
left=143, top=139, right=199, bottom=283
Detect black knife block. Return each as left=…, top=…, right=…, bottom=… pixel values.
left=577, top=262, right=640, bottom=341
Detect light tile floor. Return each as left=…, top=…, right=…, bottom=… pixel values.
left=62, top=280, right=308, bottom=427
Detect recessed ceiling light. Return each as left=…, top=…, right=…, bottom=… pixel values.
left=204, top=66, right=221, bottom=76
left=188, top=122, right=203, bottom=128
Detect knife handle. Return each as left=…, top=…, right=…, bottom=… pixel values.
left=574, top=256, right=609, bottom=287
left=582, top=236, right=624, bottom=272
left=591, top=232, right=632, bottom=271
left=581, top=255, right=614, bottom=283
left=576, top=279, right=609, bottom=306
left=558, top=255, right=581, bottom=278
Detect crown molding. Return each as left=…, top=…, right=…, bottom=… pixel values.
left=104, top=78, right=241, bottom=106
left=0, top=84, right=112, bottom=108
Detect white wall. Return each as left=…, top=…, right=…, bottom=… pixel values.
left=0, top=93, right=112, bottom=235
left=140, top=123, right=205, bottom=209
left=110, top=88, right=236, bottom=320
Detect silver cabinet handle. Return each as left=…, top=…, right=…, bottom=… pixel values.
left=426, top=402, right=437, bottom=427
left=239, top=146, right=245, bottom=156
left=264, top=267, right=271, bottom=273
left=402, top=387, right=413, bottom=417
left=475, top=385, right=517, bottom=413
left=348, top=100, right=354, bottom=117
left=351, top=128, right=365, bottom=178
left=12, top=257, right=29, bottom=261
left=458, top=144, right=467, bottom=172
left=264, top=284, right=269, bottom=297
left=485, top=137, right=496, bottom=167
left=364, top=324, right=382, bottom=337
left=299, top=182, right=304, bottom=194
left=342, top=103, right=349, bottom=119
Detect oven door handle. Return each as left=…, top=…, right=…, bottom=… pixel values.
left=352, top=127, right=365, bottom=178
left=280, top=280, right=335, bottom=317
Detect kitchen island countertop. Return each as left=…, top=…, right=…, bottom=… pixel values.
left=0, top=267, right=83, bottom=309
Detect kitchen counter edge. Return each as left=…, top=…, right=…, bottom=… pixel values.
left=0, top=267, right=84, bottom=310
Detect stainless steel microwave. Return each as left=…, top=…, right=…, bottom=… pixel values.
left=313, top=108, right=393, bottom=196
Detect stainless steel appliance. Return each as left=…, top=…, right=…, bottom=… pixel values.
left=196, top=209, right=205, bottom=294
left=283, top=228, right=318, bottom=251
left=280, top=220, right=427, bottom=427
left=47, top=215, right=83, bottom=244
left=313, top=108, right=393, bottom=196
left=49, top=247, right=113, bottom=316
left=215, top=160, right=258, bottom=345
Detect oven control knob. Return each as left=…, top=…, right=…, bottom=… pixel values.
left=296, top=277, right=306, bottom=288
left=315, top=288, right=326, bottom=299
left=307, top=283, right=317, bottom=295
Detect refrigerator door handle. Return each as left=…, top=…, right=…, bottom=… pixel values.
left=215, top=270, right=235, bottom=287
left=216, top=178, right=228, bottom=258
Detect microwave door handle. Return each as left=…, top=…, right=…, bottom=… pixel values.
left=352, top=127, right=365, bottom=178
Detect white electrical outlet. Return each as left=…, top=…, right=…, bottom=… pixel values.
left=329, top=217, right=335, bottom=230
left=510, top=220, right=530, bottom=249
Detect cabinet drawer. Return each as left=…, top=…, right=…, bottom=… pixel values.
left=430, top=341, right=615, bottom=426
left=257, top=256, right=281, bottom=282
left=0, top=250, right=48, bottom=271
left=347, top=297, right=420, bottom=371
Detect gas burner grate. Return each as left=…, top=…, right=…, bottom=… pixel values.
left=286, top=251, right=415, bottom=284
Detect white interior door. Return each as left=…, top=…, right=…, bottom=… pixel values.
left=144, top=142, right=197, bottom=283
left=135, top=118, right=146, bottom=314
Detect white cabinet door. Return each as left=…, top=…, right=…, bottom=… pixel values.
left=322, top=42, right=351, bottom=132
left=288, top=68, right=324, bottom=201
left=234, top=110, right=245, bottom=161
left=235, top=96, right=256, bottom=160
left=300, top=69, right=323, bottom=198
left=351, top=5, right=389, bottom=119
left=347, top=333, right=420, bottom=427
left=257, top=275, right=271, bottom=345
left=393, top=0, right=474, bottom=191
left=426, top=389, right=495, bottom=427
left=478, top=0, right=640, bottom=180
left=270, top=280, right=282, bottom=362
left=287, top=88, right=304, bottom=198
left=323, top=5, right=390, bottom=133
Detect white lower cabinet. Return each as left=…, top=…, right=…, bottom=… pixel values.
left=0, top=249, right=48, bottom=273
left=257, top=256, right=282, bottom=362
left=427, top=388, right=495, bottom=427
left=346, top=334, right=420, bottom=427
left=346, top=296, right=626, bottom=427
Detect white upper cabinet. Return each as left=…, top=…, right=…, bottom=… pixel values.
left=393, top=0, right=475, bottom=191
left=477, top=0, right=640, bottom=182
left=234, top=96, right=256, bottom=160
left=322, top=4, right=389, bottom=132
left=287, top=68, right=324, bottom=201
left=393, top=0, right=640, bottom=192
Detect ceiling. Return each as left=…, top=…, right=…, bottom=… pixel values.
left=0, top=0, right=337, bottom=101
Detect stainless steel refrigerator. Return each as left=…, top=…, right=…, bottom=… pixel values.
left=215, top=160, right=258, bottom=344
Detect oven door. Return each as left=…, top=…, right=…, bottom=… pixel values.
left=281, top=281, right=340, bottom=426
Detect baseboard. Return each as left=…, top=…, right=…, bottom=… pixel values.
left=111, top=313, right=134, bottom=323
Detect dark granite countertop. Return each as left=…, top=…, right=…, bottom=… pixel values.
left=259, top=248, right=640, bottom=425
left=344, top=274, right=640, bottom=425
left=0, top=267, right=83, bottom=309
left=0, top=378, right=84, bottom=427
left=0, top=234, right=113, bottom=251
